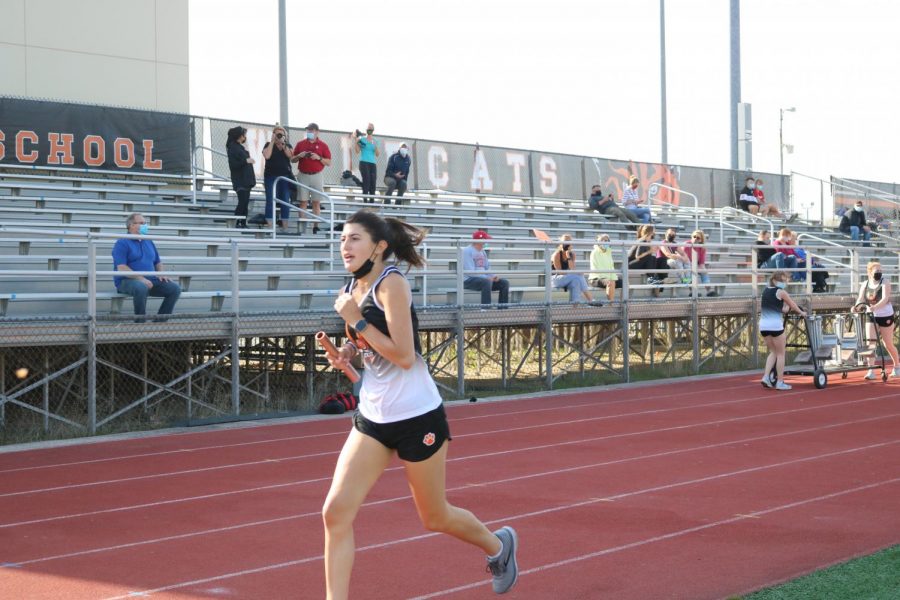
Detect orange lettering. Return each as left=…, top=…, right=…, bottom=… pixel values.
left=142, top=139, right=162, bottom=170
left=15, top=131, right=38, bottom=163
left=83, top=135, right=105, bottom=167
left=113, top=138, right=135, bottom=168
left=47, top=132, right=75, bottom=165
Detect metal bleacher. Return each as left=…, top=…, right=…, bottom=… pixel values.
left=0, top=164, right=896, bottom=322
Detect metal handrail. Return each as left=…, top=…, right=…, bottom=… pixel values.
left=191, top=145, right=231, bottom=205
left=797, top=232, right=856, bottom=293
left=832, top=176, right=900, bottom=204
left=272, top=176, right=334, bottom=268
left=718, top=206, right=773, bottom=243
left=648, top=182, right=700, bottom=232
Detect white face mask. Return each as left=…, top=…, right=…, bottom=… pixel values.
left=747, top=182, right=756, bottom=189
left=399, top=148, right=408, bottom=157
left=854, top=205, right=864, bottom=212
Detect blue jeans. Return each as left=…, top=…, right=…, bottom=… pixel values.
left=760, top=252, right=796, bottom=270
left=849, top=226, right=871, bottom=246
left=464, top=277, right=510, bottom=304
left=117, top=278, right=181, bottom=316
left=552, top=274, right=589, bottom=302
left=626, top=207, right=652, bottom=223
left=264, top=175, right=293, bottom=222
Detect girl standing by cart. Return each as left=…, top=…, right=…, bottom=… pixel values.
left=854, top=261, right=900, bottom=379
left=760, top=271, right=807, bottom=390
left=322, top=210, right=519, bottom=599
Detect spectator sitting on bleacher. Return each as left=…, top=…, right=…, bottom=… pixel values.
left=226, top=126, right=255, bottom=228
left=628, top=225, right=665, bottom=293
left=621, top=177, right=652, bottom=223
left=552, top=235, right=596, bottom=303
left=755, top=229, right=795, bottom=270
left=262, top=125, right=295, bottom=233
left=292, top=123, right=331, bottom=234
left=754, top=178, right=782, bottom=218
left=462, top=230, right=509, bottom=305
left=112, top=213, right=181, bottom=319
left=738, top=177, right=760, bottom=214
left=588, top=185, right=641, bottom=226
left=789, top=232, right=830, bottom=291
left=659, top=228, right=690, bottom=284
left=384, top=143, right=411, bottom=204
left=771, top=228, right=800, bottom=279
left=589, top=234, right=621, bottom=302
left=683, top=229, right=717, bottom=297
left=838, top=200, right=873, bottom=246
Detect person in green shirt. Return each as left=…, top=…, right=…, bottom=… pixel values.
left=589, top=234, right=621, bottom=302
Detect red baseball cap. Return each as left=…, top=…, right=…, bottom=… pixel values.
left=472, top=230, right=491, bottom=240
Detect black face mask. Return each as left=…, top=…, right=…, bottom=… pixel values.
left=562, top=244, right=571, bottom=251
left=873, top=271, right=883, bottom=281
left=666, top=235, right=676, bottom=242
left=353, top=251, right=379, bottom=279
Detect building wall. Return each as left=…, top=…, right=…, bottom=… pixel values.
left=0, top=0, right=188, bottom=112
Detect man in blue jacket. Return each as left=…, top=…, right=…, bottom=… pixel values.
left=384, top=143, right=411, bottom=204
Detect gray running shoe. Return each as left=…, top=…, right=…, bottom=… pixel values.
left=486, top=526, right=519, bottom=594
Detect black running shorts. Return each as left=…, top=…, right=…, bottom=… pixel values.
left=873, top=315, right=894, bottom=328
left=353, top=404, right=451, bottom=462
left=760, top=329, right=784, bottom=337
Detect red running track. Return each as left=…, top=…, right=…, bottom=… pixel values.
left=1, top=372, right=899, bottom=599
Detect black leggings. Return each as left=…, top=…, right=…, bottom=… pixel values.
left=234, top=188, right=251, bottom=218
left=360, top=161, right=377, bottom=200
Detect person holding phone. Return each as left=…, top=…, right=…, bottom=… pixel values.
left=352, top=123, right=380, bottom=202
left=262, top=125, right=294, bottom=232
left=292, top=122, right=331, bottom=234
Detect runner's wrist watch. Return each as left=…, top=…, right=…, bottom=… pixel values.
left=353, top=318, right=369, bottom=333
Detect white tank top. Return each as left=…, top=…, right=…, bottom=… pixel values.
left=347, top=267, right=442, bottom=424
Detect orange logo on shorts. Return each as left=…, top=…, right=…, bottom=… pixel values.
left=423, top=432, right=436, bottom=446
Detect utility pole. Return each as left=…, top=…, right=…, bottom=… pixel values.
left=278, top=0, right=289, bottom=126
left=730, top=0, right=741, bottom=170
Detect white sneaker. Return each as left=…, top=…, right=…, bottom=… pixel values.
left=864, top=370, right=877, bottom=380
left=892, top=368, right=900, bottom=379
left=760, top=377, right=774, bottom=389
left=775, top=381, right=792, bottom=391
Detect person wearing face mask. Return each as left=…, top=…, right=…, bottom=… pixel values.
left=384, top=143, right=411, bottom=204
left=226, top=126, right=256, bottom=228
left=854, top=261, right=900, bottom=379
left=589, top=234, right=620, bottom=302
left=261, top=125, right=295, bottom=232
left=657, top=228, right=690, bottom=284
left=323, top=210, right=519, bottom=598
left=587, top=185, right=641, bottom=226
left=352, top=123, right=381, bottom=202
left=738, top=176, right=760, bottom=215
left=291, top=123, right=332, bottom=234
left=753, top=178, right=782, bottom=218
left=112, top=213, right=181, bottom=319
left=771, top=227, right=799, bottom=277
left=620, top=176, right=652, bottom=223
left=462, top=230, right=510, bottom=305
left=759, top=271, right=806, bottom=390
left=838, top=201, right=873, bottom=246
left=551, top=234, right=596, bottom=303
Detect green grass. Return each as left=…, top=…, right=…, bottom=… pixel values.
left=732, top=544, right=900, bottom=600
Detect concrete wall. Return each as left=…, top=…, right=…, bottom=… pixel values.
left=0, top=0, right=188, bottom=112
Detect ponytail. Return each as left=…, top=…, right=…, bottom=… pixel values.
left=345, top=210, right=426, bottom=269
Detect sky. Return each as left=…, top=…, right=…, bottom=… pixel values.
left=189, top=0, right=900, bottom=188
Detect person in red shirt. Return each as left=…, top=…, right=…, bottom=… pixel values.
left=754, top=177, right=782, bottom=218
left=291, top=122, right=332, bottom=234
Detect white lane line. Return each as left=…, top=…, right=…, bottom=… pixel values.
left=14, top=411, right=900, bottom=567
left=1, top=384, right=879, bottom=498
left=100, top=439, right=900, bottom=599
left=0, top=380, right=765, bottom=475
left=2, top=395, right=892, bottom=528
left=410, top=475, right=900, bottom=599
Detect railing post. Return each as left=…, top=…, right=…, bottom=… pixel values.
left=850, top=249, right=859, bottom=295
left=87, top=238, right=97, bottom=434
left=621, top=243, right=630, bottom=383
left=805, top=254, right=813, bottom=295
left=329, top=193, right=335, bottom=270
left=190, top=118, right=197, bottom=205
left=544, top=244, right=552, bottom=304
left=456, top=243, right=464, bottom=307
left=750, top=247, right=759, bottom=298
left=719, top=210, right=724, bottom=244
left=422, top=242, right=428, bottom=306
left=691, top=247, right=700, bottom=374
left=230, top=240, right=241, bottom=416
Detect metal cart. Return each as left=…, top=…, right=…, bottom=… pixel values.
left=779, top=309, right=887, bottom=389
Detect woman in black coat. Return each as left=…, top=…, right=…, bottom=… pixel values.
left=226, top=126, right=256, bottom=228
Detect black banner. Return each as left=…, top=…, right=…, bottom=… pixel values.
left=0, top=97, right=191, bottom=174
